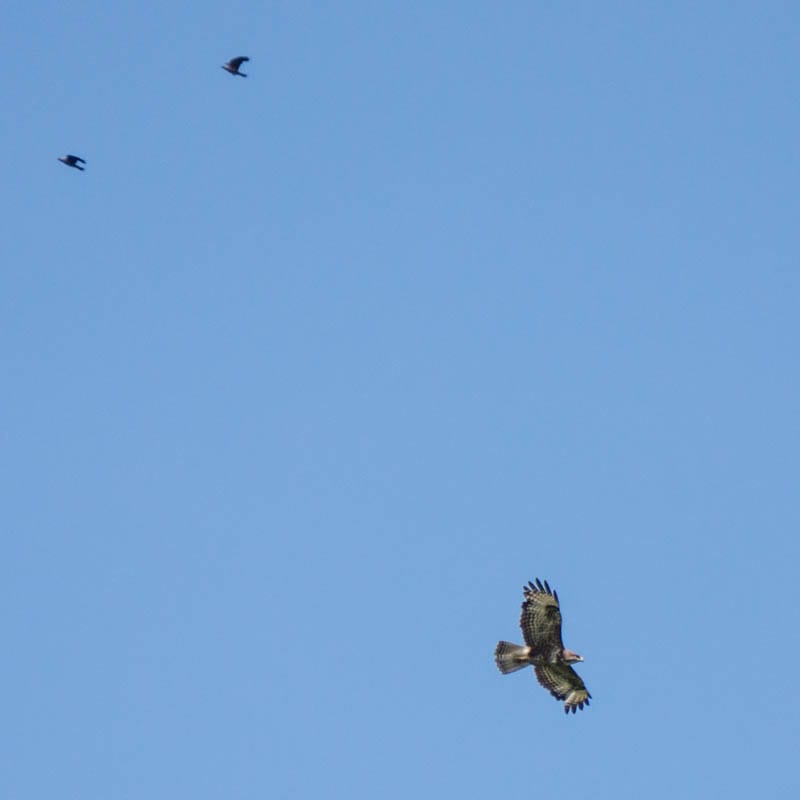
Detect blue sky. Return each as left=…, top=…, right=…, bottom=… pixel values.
left=3, top=2, right=800, bottom=797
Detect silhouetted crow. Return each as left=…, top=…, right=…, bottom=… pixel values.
left=222, top=56, right=249, bottom=77
left=58, top=154, right=86, bottom=171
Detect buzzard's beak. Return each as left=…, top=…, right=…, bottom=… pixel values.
left=563, top=649, right=584, bottom=663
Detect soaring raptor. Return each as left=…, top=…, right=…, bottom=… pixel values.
left=494, top=578, right=591, bottom=714
left=58, top=154, right=86, bottom=171
left=222, top=56, right=250, bottom=77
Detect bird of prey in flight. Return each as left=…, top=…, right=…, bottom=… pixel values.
left=222, top=56, right=250, bottom=77
left=494, top=578, right=591, bottom=714
left=58, top=154, right=86, bottom=171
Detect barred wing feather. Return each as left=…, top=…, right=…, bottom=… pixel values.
left=519, top=578, right=565, bottom=656
left=534, top=664, right=591, bottom=714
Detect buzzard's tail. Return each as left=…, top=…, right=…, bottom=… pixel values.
left=494, top=641, right=531, bottom=674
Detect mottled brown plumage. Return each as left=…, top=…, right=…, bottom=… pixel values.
left=494, top=578, right=591, bottom=714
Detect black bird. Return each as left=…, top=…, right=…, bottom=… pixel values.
left=58, top=154, right=86, bottom=171
left=222, top=56, right=249, bottom=77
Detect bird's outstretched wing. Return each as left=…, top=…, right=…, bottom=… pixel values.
left=229, top=56, right=249, bottom=69
left=59, top=155, right=86, bottom=170
left=534, top=663, right=591, bottom=714
left=519, top=578, right=564, bottom=655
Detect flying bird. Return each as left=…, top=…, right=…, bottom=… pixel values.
left=494, top=578, right=591, bottom=714
left=222, top=56, right=249, bottom=77
left=58, top=154, right=86, bottom=171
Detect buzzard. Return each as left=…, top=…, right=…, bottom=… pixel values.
left=222, top=56, right=249, bottom=77
left=494, top=578, right=591, bottom=714
left=58, top=154, right=86, bottom=171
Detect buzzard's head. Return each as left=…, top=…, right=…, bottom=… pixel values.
left=562, top=649, right=584, bottom=663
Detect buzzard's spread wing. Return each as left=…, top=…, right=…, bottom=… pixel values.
left=229, top=56, right=249, bottom=69
left=519, top=578, right=565, bottom=655
left=534, top=664, right=591, bottom=714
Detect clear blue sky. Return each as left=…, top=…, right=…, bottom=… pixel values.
left=3, top=2, right=799, bottom=797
